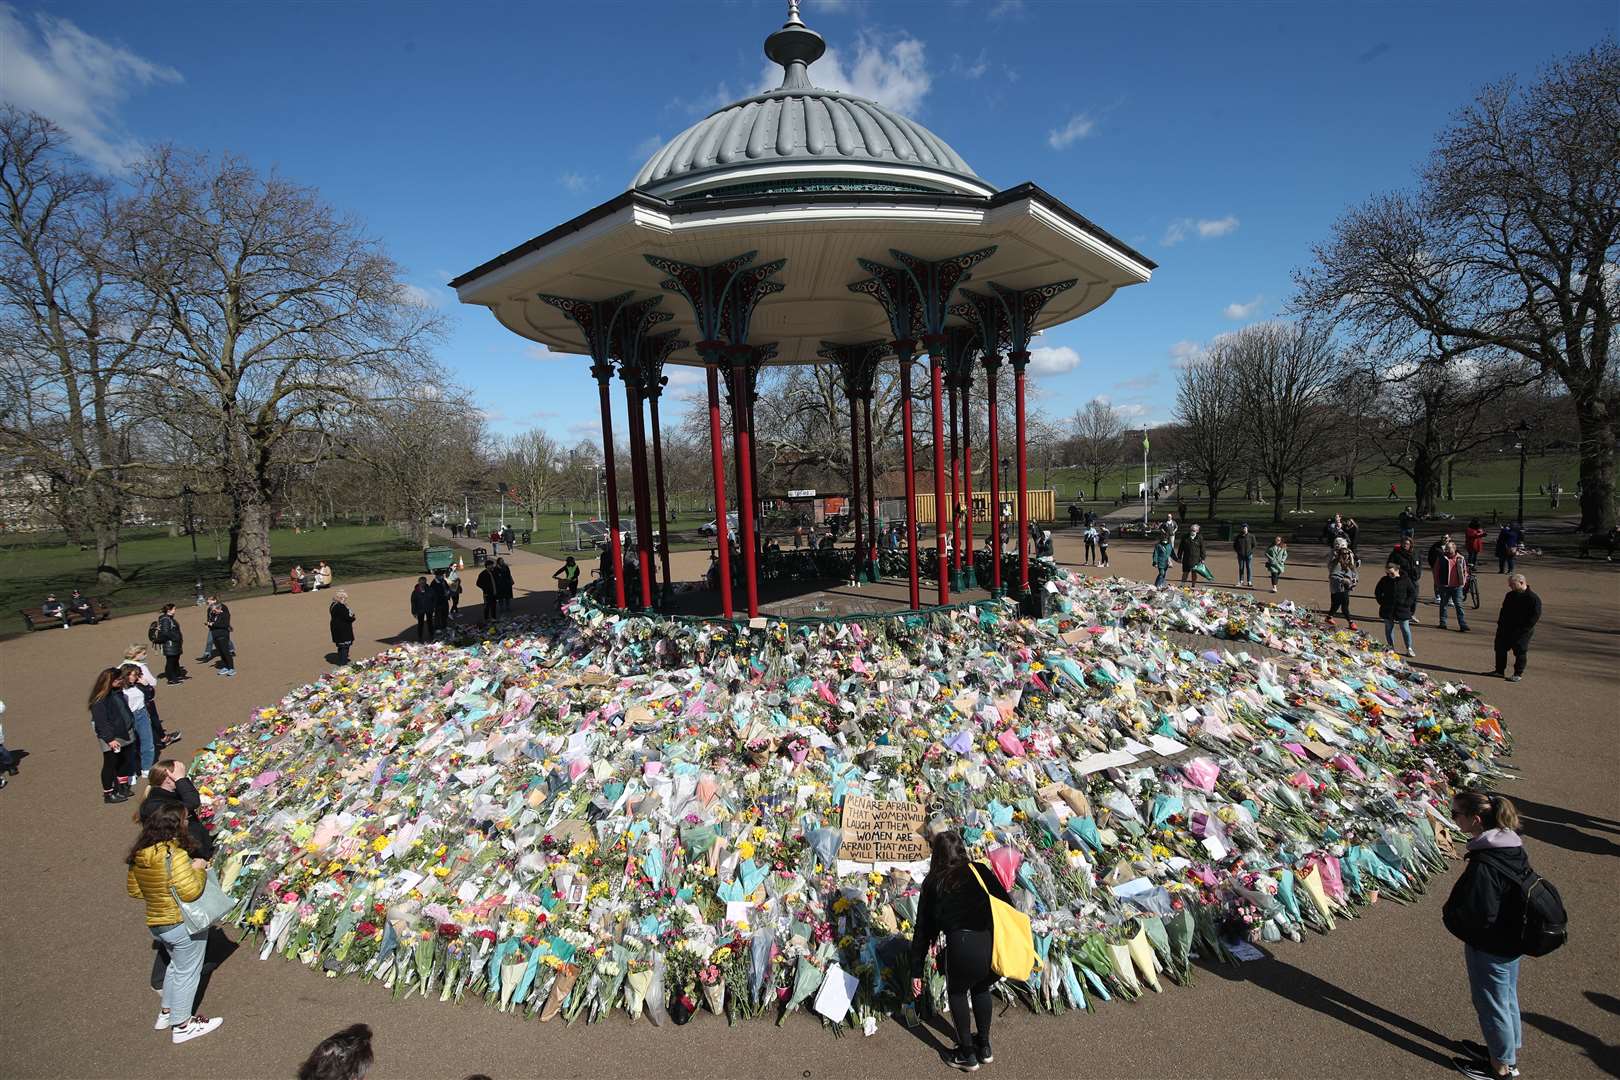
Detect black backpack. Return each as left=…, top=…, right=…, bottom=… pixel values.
left=1482, top=852, right=1569, bottom=958
left=147, top=619, right=162, bottom=644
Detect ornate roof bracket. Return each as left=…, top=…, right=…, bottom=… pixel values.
left=987, top=279, right=1079, bottom=366
left=816, top=340, right=889, bottom=402
left=536, top=290, right=636, bottom=380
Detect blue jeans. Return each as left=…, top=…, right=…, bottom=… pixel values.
left=1383, top=618, right=1411, bottom=651
left=1236, top=553, right=1252, bottom=582
left=1437, top=586, right=1469, bottom=629
left=151, top=921, right=209, bottom=1021
left=1464, top=945, right=1521, bottom=1067
left=131, top=707, right=156, bottom=773
left=1153, top=567, right=1168, bottom=587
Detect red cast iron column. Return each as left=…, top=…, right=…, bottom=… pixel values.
left=962, top=374, right=974, bottom=588
left=1012, top=349, right=1031, bottom=595
left=896, top=342, right=921, bottom=609
left=648, top=390, right=673, bottom=601
left=624, top=377, right=655, bottom=610
left=985, top=355, right=1002, bottom=596
left=928, top=342, right=949, bottom=605
left=863, top=394, right=878, bottom=581
left=704, top=362, right=733, bottom=619
left=730, top=349, right=760, bottom=617
left=948, top=373, right=961, bottom=585
left=847, top=384, right=862, bottom=581
left=592, top=359, right=626, bottom=608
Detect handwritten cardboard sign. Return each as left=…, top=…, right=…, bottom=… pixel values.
left=839, top=796, right=929, bottom=863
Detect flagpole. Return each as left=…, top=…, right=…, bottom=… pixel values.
left=1141, top=428, right=1150, bottom=530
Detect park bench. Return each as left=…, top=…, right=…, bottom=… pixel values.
left=271, top=567, right=328, bottom=594
left=20, top=596, right=110, bottom=631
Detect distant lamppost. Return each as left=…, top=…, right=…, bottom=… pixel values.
left=1000, top=455, right=1011, bottom=534
left=182, top=485, right=205, bottom=605
left=1515, top=420, right=1530, bottom=525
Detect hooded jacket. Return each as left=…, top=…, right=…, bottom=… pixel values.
left=139, top=778, right=216, bottom=861
left=1442, top=829, right=1530, bottom=958
left=329, top=600, right=356, bottom=644
left=1374, top=572, right=1418, bottom=621
left=127, top=839, right=207, bottom=926
left=1151, top=539, right=1173, bottom=570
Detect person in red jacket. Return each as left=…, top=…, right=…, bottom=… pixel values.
left=1465, top=518, right=1486, bottom=570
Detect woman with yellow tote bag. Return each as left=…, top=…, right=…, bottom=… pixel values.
left=910, top=830, right=1020, bottom=1072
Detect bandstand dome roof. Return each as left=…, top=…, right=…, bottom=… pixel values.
left=630, top=4, right=994, bottom=201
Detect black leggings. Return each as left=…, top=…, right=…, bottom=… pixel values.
left=1328, top=590, right=1351, bottom=618
left=101, top=746, right=133, bottom=790
left=943, top=930, right=996, bottom=1048
left=163, top=653, right=182, bottom=682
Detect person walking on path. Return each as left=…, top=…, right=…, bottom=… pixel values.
left=494, top=557, right=515, bottom=614
left=1374, top=562, right=1418, bottom=657
left=1426, top=534, right=1454, bottom=606
left=1435, top=543, right=1472, bottom=632
left=410, top=578, right=432, bottom=642
left=155, top=604, right=185, bottom=684
left=909, top=829, right=1015, bottom=1072
left=206, top=600, right=235, bottom=677
left=90, top=667, right=136, bottom=803
left=1151, top=533, right=1173, bottom=588
left=1443, top=791, right=1531, bottom=1080
left=1233, top=523, right=1256, bottom=587
left=1176, top=523, right=1207, bottom=585
left=1490, top=575, right=1541, bottom=682
left=329, top=591, right=356, bottom=664
left=1495, top=523, right=1523, bottom=575
left=1345, top=517, right=1360, bottom=553
left=1465, top=518, right=1486, bottom=571
left=502, top=524, right=516, bottom=552
left=126, top=802, right=224, bottom=1044
left=1325, top=542, right=1359, bottom=628
left=1398, top=506, right=1416, bottom=538
left=1265, top=536, right=1288, bottom=592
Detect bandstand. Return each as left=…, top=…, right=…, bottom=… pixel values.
left=452, top=2, right=1154, bottom=619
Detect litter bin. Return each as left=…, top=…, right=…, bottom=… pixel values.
left=1217, top=521, right=1232, bottom=542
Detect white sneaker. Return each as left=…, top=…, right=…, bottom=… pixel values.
left=155, top=1009, right=175, bottom=1030
left=171, top=1015, right=222, bottom=1044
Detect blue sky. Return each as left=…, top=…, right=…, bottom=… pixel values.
left=3, top=0, right=1612, bottom=443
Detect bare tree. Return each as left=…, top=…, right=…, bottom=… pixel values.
left=1069, top=398, right=1124, bottom=501
left=347, top=389, right=485, bottom=547
left=1297, top=42, right=1620, bottom=530
left=109, top=148, right=442, bottom=586
left=1170, top=358, right=1244, bottom=519
left=503, top=428, right=562, bottom=529
left=0, top=109, right=150, bottom=580
left=1220, top=321, right=1340, bottom=523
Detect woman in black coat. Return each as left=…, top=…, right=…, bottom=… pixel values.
left=1373, top=562, right=1418, bottom=656
left=410, top=578, right=431, bottom=641
left=156, top=603, right=185, bottom=684
left=138, top=759, right=216, bottom=861
left=89, top=667, right=136, bottom=803
left=328, top=590, right=356, bottom=664
left=493, top=558, right=515, bottom=613
left=910, top=829, right=1014, bottom=1071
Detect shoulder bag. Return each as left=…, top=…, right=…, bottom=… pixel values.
left=969, top=864, right=1038, bottom=981
left=167, top=846, right=234, bottom=934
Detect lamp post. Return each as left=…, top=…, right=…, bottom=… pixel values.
left=1000, top=455, right=1011, bottom=545
left=182, top=486, right=205, bottom=605
left=1515, top=421, right=1530, bottom=526
left=1141, top=428, right=1150, bottom=530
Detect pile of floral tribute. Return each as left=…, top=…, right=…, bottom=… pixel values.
left=191, top=569, right=1511, bottom=1030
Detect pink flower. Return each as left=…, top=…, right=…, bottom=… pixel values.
left=282, top=891, right=299, bottom=904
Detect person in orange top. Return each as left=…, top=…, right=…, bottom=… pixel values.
left=126, top=802, right=225, bottom=1043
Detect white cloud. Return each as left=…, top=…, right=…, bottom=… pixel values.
left=1046, top=113, right=1095, bottom=150
left=1169, top=340, right=1208, bottom=368
left=758, top=31, right=931, bottom=116
left=1027, top=345, right=1080, bottom=375
left=989, top=0, right=1026, bottom=19
left=808, top=0, right=851, bottom=10
left=664, top=365, right=704, bottom=388
left=525, top=344, right=554, bottom=360
left=0, top=6, right=182, bottom=171
left=395, top=283, right=440, bottom=308
left=1223, top=294, right=1264, bottom=320
left=558, top=171, right=590, bottom=193
left=1116, top=403, right=1149, bottom=419
left=951, top=51, right=990, bottom=79
left=1163, top=214, right=1241, bottom=247
left=630, top=134, right=665, bottom=161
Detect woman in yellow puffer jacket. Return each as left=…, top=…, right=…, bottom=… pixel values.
left=126, top=802, right=224, bottom=1044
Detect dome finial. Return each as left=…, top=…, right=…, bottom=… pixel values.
left=765, top=0, right=825, bottom=91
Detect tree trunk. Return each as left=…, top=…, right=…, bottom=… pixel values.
left=1294, top=476, right=1303, bottom=512
left=1446, top=459, right=1455, bottom=502
left=1575, top=394, right=1616, bottom=532
left=1092, top=477, right=1101, bottom=500
left=1272, top=487, right=1285, bottom=524
left=1206, top=488, right=1218, bottom=520
left=94, top=521, right=123, bottom=584
left=1410, top=446, right=1440, bottom=518
left=229, top=499, right=274, bottom=588
left=1343, top=472, right=1355, bottom=498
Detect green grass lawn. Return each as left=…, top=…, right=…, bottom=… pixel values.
left=0, top=525, right=425, bottom=630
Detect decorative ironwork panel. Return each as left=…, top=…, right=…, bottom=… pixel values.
left=987, top=279, right=1079, bottom=354
left=536, top=290, right=635, bottom=363
left=892, top=246, right=996, bottom=337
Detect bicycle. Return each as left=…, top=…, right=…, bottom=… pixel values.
left=1465, top=573, right=1481, bottom=610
